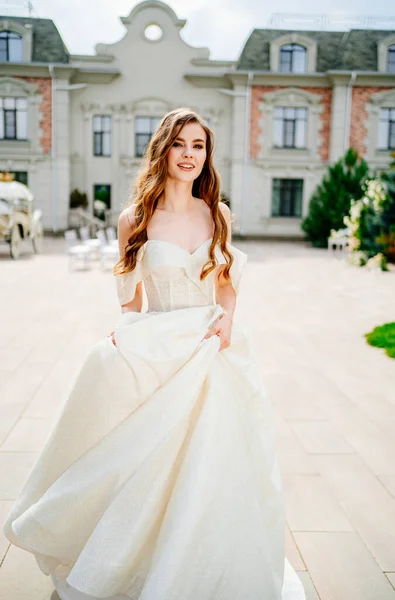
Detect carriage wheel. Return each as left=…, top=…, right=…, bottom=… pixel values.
left=10, top=225, right=22, bottom=259
left=32, top=221, right=44, bottom=253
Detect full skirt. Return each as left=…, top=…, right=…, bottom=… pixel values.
left=3, top=304, right=306, bottom=600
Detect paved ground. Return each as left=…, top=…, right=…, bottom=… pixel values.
left=0, top=236, right=394, bottom=600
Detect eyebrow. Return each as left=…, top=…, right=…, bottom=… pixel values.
left=175, top=137, right=206, bottom=143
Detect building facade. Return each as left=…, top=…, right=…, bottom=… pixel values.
left=0, top=1, right=394, bottom=236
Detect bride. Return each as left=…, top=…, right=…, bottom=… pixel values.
left=3, top=108, right=306, bottom=600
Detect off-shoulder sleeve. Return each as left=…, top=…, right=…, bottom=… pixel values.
left=115, top=245, right=146, bottom=306
left=214, top=242, right=248, bottom=295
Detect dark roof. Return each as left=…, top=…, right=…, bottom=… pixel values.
left=0, top=16, right=69, bottom=63
left=237, top=28, right=395, bottom=72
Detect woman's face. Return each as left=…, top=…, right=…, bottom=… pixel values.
left=167, top=122, right=207, bottom=184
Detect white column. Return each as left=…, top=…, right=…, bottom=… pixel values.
left=329, top=83, right=348, bottom=163
left=230, top=85, right=248, bottom=234
left=83, top=110, right=93, bottom=213
left=52, top=82, right=71, bottom=231
left=111, top=110, right=121, bottom=222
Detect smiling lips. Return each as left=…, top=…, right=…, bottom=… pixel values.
left=177, top=163, right=195, bottom=171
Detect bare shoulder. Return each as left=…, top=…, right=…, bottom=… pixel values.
left=219, top=201, right=232, bottom=232
left=218, top=201, right=231, bottom=220
left=118, top=204, right=137, bottom=232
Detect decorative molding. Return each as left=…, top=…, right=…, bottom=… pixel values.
left=201, top=106, right=223, bottom=126
left=120, top=1, right=186, bottom=30
left=183, top=73, right=229, bottom=88
left=70, top=53, right=114, bottom=64
left=94, top=1, right=210, bottom=63
left=0, top=76, right=38, bottom=96
left=257, top=87, right=323, bottom=162
left=263, top=86, right=322, bottom=107
left=369, top=88, right=395, bottom=106
left=377, top=34, right=395, bottom=73
left=190, top=58, right=236, bottom=68
left=128, top=97, right=172, bottom=115
left=81, top=102, right=100, bottom=115
left=104, top=103, right=127, bottom=114
left=270, top=32, right=317, bottom=73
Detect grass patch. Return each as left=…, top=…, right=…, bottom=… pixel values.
left=365, top=322, right=395, bottom=359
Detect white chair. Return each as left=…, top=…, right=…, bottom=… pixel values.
left=79, top=225, right=91, bottom=242
left=96, top=229, right=119, bottom=269
left=79, top=225, right=101, bottom=259
left=328, top=228, right=350, bottom=252
left=64, top=229, right=92, bottom=270
left=106, top=226, right=117, bottom=243
left=328, top=236, right=348, bottom=251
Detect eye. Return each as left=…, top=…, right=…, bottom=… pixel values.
left=173, top=141, right=182, bottom=147
left=194, top=144, right=204, bottom=149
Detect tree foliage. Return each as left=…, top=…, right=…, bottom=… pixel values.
left=301, top=148, right=369, bottom=247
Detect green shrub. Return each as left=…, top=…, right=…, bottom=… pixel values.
left=365, top=322, right=395, bottom=359
left=302, top=148, right=369, bottom=247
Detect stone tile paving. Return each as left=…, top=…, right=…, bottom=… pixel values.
left=0, top=236, right=394, bottom=599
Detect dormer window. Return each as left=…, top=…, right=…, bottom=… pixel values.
left=388, top=45, right=395, bottom=73
left=280, top=44, right=306, bottom=74
left=0, top=31, right=22, bottom=62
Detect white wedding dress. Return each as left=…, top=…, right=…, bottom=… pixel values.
left=3, top=238, right=306, bottom=600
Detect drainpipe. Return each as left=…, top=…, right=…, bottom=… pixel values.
left=49, top=64, right=57, bottom=233
left=344, top=71, right=357, bottom=153
left=240, top=71, right=253, bottom=238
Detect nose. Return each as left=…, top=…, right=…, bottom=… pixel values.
left=182, top=145, right=193, bottom=158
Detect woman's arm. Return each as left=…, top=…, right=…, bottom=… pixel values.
left=117, top=208, right=144, bottom=314
left=215, top=202, right=236, bottom=320
left=109, top=208, right=143, bottom=346
left=204, top=202, right=236, bottom=351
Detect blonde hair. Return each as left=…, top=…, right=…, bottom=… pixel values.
left=113, top=107, right=233, bottom=281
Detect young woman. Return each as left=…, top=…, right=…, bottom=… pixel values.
left=3, top=108, right=306, bottom=600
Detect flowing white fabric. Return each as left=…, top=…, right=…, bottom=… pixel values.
left=3, top=239, right=306, bottom=600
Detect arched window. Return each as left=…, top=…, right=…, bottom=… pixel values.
left=280, top=44, right=306, bottom=74
left=0, top=31, right=22, bottom=62
left=388, top=45, right=395, bottom=73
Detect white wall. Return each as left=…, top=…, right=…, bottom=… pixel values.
left=68, top=2, right=233, bottom=225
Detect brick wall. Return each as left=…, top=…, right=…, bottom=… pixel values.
left=250, top=86, right=332, bottom=162
left=350, top=87, right=392, bottom=157
left=251, top=86, right=281, bottom=159
left=18, top=76, right=52, bottom=154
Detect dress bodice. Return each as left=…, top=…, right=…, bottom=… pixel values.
left=115, top=238, right=247, bottom=312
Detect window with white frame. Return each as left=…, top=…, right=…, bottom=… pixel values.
left=93, top=115, right=111, bottom=157
left=0, top=97, right=27, bottom=140
left=388, top=45, right=395, bottom=73
left=272, top=179, right=303, bottom=217
left=0, top=31, right=22, bottom=62
left=378, top=108, right=395, bottom=150
left=273, top=107, right=307, bottom=149
left=135, top=116, right=161, bottom=157
left=279, top=44, right=307, bottom=73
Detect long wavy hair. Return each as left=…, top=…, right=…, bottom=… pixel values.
left=113, top=107, right=233, bottom=282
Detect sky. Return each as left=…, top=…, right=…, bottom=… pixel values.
left=3, top=0, right=395, bottom=60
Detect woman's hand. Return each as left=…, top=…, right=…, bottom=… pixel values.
left=203, top=313, right=233, bottom=351
left=108, top=331, right=116, bottom=347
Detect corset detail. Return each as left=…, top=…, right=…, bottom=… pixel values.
left=115, top=238, right=248, bottom=311
left=144, top=267, right=214, bottom=312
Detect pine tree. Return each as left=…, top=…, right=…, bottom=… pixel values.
left=301, top=148, right=369, bottom=247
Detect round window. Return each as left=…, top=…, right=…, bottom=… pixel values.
left=144, top=24, right=163, bottom=41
